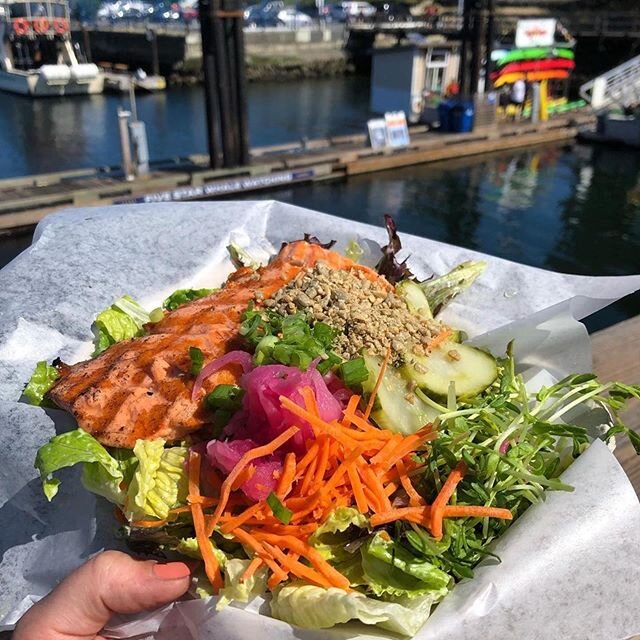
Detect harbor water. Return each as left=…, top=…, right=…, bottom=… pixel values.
left=0, top=77, right=638, bottom=332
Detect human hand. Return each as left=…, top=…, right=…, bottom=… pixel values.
left=14, top=550, right=191, bottom=640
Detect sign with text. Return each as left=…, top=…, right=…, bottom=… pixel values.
left=384, top=111, right=410, bottom=148
left=515, top=19, right=557, bottom=48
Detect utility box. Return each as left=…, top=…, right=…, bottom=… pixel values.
left=370, top=41, right=461, bottom=123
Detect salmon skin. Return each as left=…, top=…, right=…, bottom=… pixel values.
left=48, top=241, right=388, bottom=449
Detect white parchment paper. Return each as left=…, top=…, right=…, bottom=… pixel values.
left=0, top=201, right=639, bottom=639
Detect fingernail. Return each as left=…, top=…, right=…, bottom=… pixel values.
left=152, top=562, right=191, bottom=580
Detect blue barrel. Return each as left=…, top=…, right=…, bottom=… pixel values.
left=437, top=100, right=453, bottom=132
left=450, top=101, right=475, bottom=133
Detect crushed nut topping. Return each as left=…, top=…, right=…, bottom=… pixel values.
left=267, top=262, right=445, bottom=360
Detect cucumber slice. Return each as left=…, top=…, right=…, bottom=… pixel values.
left=395, top=280, right=433, bottom=319
left=401, top=341, right=497, bottom=399
left=362, top=352, right=441, bottom=435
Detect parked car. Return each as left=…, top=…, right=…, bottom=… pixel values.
left=277, top=7, right=313, bottom=26
left=341, top=1, right=376, bottom=18
left=373, top=1, right=412, bottom=22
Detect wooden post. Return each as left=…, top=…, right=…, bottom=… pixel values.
left=458, top=0, right=471, bottom=95
left=199, top=0, right=223, bottom=169
left=484, top=0, right=494, bottom=92
left=82, top=26, right=92, bottom=63
left=469, top=0, right=484, bottom=95
left=211, top=0, right=235, bottom=168
left=229, top=0, right=249, bottom=165
left=150, top=29, right=160, bottom=77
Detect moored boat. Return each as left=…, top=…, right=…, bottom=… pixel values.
left=0, top=0, right=103, bottom=96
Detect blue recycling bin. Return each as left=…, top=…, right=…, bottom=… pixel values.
left=437, top=100, right=453, bottom=132
left=450, top=101, right=475, bottom=133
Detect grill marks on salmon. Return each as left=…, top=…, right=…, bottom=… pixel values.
left=48, top=241, right=389, bottom=449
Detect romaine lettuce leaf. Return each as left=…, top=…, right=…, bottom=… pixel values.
left=23, top=361, right=59, bottom=406
left=125, top=440, right=188, bottom=521
left=35, top=429, right=125, bottom=501
left=93, top=295, right=150, bottom=356
left=217, top=558, right=268, bottom=610
left=163, top=288, right=216, bottom=311
left=309, top=507, right=368, bottom=562
left=362, top=533, right=452, bottom=599
left=176, top=537, right=227, bottom=566
left=271, top=583, right=444, bottom=635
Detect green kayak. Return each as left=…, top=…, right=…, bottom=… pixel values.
left=496, top=47, right=575, bottom=67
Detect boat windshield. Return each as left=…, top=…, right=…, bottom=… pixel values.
left=7, top=1, right=68, bottom=19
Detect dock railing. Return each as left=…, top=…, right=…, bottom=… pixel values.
left=580, top=54, right=640, bottom=110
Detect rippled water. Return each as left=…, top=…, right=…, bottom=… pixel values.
left=0, top=77, right=638, bottom=331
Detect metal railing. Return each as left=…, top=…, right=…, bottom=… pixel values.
left=580, top=54, right=640, bottom=109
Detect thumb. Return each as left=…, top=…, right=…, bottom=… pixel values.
left=14, top=550, right=191, bottom=640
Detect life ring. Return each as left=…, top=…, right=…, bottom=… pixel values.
left=53, top=18, right=69, bottom=34
left=33, top=17, right=50, bottom=33
left=12, top=18, right=30, bottom=36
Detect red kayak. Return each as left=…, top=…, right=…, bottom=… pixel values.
left=492, top=58, right=575, bottom=81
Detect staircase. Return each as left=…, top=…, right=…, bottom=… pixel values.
left=580, top=54, right=640, bottom=110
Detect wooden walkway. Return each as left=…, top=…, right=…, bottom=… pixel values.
left=593, top=315, right=640, bottom=495
left=0, top=114, right=594, bottom=232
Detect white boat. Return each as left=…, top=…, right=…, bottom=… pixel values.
left=0, top=0, right=103, bottom=96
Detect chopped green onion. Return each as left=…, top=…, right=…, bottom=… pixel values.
left=206, top=384, right=245, bottom=412
left=345, top=239, right=364, bottom=263
left=148, top=307, right=165, bottom=323
left=339, top=357, right=369, bottom=387
left=266, top=492, right=293, bottom=524
left=189, top=346, right=204, bottom=375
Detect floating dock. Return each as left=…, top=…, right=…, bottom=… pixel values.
left=0, top=113, right=595, bottom=232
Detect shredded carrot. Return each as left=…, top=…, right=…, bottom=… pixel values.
left=395, top=458, right=424, bottom=507
left=130, top=517, right=169, bottom=528
left=428, top=328, right=453, bottom=351
left=220, top=503, right=265, bottom=534
left=370, top=506, right=431, bottom=527
left=347, top=464, right=369, bottom=513
left=378, top=427, right=436, bottom=472
left=295, top=441, right=321, bottom=477
left=312, top=436, right=331, bottom=488
left=370, top=433, right=404, bottom=465
left=321, top=444, right=368, bottom=495
left=276, top=452, right=297, bottom=499
left=342, top=394, right=361, bottom=429
left=254, top=533, right=351, bottom=590
left=360, top=463, right=392, bottom=511
left=300, top=385, right=320, bottom=416
left=384, top=481, right=399, bottom=497
left=431, top=461, right=467, bottom=540
left=299, top=454, right=319, bottom=496
left=230, top=464, right=256, bottom=491
left=188, top=450, right=223, bottom=591
left=240, top=557, right=263, bottom=583
left=263, top=542, right=332, bottom=588
left=187, top=495, right=219, bottom=508
left=364, top=346, right=392, bottom=420
left=206, top=426, right=300, bottom=536
left=443, top=505, right=513, bottom=520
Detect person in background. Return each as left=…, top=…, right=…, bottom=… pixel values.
left=444, top=80, right=460, bottom=98
left=510, top=79, right=526, bottom=119
left=13, top=551, right=191, bottom=640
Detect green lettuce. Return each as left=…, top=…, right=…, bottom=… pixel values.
left=176, top=537, right=227, bottom=566
left=125, top=440, right=188, bottom=521
left=217, top=558, right=268, bottom=610
left=309, top=507, right=368, bottom=562
left=93, top=295, right=150, bottom=356
left=23, top=361, right=59, bottom=406
left=362, top=533, right=452, bottom=599
left=163, top=288, right=216, bottom=311
left=271, top=583, right=444, bottom=635
left=35, top=429, right=126, bottom=501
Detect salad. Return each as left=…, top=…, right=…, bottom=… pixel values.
left=27, top=217, right=640, bottom=636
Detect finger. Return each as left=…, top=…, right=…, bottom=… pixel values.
left=14, top=550, right=190, bottom=640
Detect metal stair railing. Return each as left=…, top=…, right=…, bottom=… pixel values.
left=580, top=54, right=640, bottom=110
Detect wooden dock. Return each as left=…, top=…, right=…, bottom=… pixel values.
left=0, top=113, right=595, bottom=233
left=593, top=315, right=640, bottom=495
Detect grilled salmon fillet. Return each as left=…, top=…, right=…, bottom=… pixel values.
left=48, top=241, right=390, bottom=449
